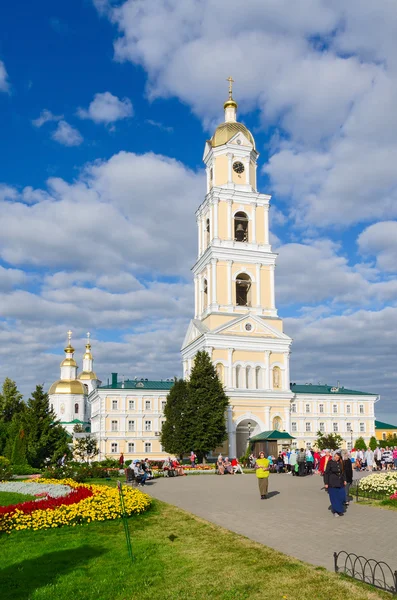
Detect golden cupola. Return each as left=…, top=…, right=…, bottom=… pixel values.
left=78, top=332, right=97, bottom=380
left=211, top=76, right=255, bottom=149
left=49, top=330, right=85, bottom=395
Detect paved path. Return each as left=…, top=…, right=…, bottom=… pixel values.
left=146, top=472, right=397, bottom=572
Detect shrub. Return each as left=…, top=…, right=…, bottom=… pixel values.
left=0, top=456, right=13, bottom=481
left=11, top=464, right=41, bottom=476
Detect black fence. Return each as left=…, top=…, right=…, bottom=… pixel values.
left=350, top=483, right=390, bottom=502
left=334, top=551, right=397, bottom=595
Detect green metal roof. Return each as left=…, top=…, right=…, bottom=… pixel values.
left=99, top=380, right=174, bottom=391
left=291, top=384, right=376, bottom=396
left=375, top=420, right=397, bottom=430
left=60, top=419, right=90, bottom=424
left=250, top=430, right=295, bottom=442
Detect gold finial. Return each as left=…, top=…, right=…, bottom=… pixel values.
left=226, top=76, right=234, bottom=99
left=64, top=329, right=75, bottom=354
left=86, top=332, right=91, bottom=349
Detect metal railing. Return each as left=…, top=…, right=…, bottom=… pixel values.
left=334, top=551, right=397, bottom=595
left=350, top=484, right=390, bottom=502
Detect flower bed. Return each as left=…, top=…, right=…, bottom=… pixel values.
left=358, top=473, right=397, bottom=497
left=0, top=478, right=151, bottom=534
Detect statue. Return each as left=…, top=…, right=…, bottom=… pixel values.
left=273, top=367, right=280, bottom=389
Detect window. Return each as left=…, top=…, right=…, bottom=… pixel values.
left=346, top=422, right=352, bottom=432
left=255, top=366, right=261, bottom=389
left=235, top=273, right=251, bottom=306
left=333, top=404, right=338, bottom=414
left=203, top=278, right=208, bottom=309
left=319, top=422, right=325, bottom=433
left=145, top=420, right=152, bottom=432
left=145, top=400, right=151, bottom=411
left=305, top=403, right=310, bottom=413
left=128, top=400, right=135, bottom=410
left=359, top=404, right=364, bottom=414
left=74, top=403, right=79, bottom=414
left=291, top=403, right=297, bottom=413
left=216, top=363, right=225, bottom=385
left=128, top=420, right=135, bottom=432
left=305, top=422, right=311, bottom=432
left=291, top=422, right=297, bottom=432
left=111, top=443, right=118, bottom=453
left=234, top=211, right=248, bottom=242
left=360, top=422, right=365, bottom=433
left=206, top=218, right=210, bottom=245
left=319, top=404, right=324, bottom=413
left=346, top=405, right=351, bottom=414
left=112, top=399, right=118, bottom=410
left=144, top=442, right=152, bottom=454
left=128, top=442, right=135, bottom=453
left=383, top=433, right=386, bottom=440
left=333, top=423, right=338, bottom=432
left=111, top=420, right=118, bottom=432
left=161, top=400, right=166, bottom=411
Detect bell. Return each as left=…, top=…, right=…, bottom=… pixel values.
left=235, top=223, right=245, bottom=240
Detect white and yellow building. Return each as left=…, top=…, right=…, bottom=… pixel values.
left=49, top=81, right=379, bottom=458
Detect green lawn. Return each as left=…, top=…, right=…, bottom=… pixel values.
left=0, top=492, right=35, bottom=506
left=0, top=495, right=389, bottom=600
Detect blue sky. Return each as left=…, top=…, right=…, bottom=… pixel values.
left=0, top=0, right=397, bottom=423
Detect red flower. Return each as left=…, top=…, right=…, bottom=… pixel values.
left=0, top=486, right=93, bottom=516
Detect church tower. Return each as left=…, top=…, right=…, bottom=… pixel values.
left=77, top=332, right=101, bottom=394
left=181, top=78, right=293, bottom=458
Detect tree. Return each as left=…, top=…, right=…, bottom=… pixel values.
left=369, top=436, right=378, bottom=451
left=161, top=379, right=190, bottom=457
left=73, top=423, right=85, bottom=433
left=185, top=351, right=229, bottom=461
left=0, top=378, right=24, bottom=423
left=74, top=435, right=98, bottom=463
left=11, top=428, right=27, bottom=466
left=315, top=431, right=344, bottom=450
left=354, top=436, right=367, bottom=451
left=22, top=385, right=70, bottom=467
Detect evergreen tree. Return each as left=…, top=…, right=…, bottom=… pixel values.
left=315, top=431, right=344, bottom=450
left=354, top=436, right=367, bottom=451
left=3, top=414, right=23, bottom=459
left=161, top=379, right=190, bottom=457
left=186, top=351, right=229, bottom=460
left=369, top=436, right=378, bottom=451
left=23, top=385, right=70, bottom=468
left=0, top=378, right=24, bottom=422
left=11, top=428, right=27, bottom=466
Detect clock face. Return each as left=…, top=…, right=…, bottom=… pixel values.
left=233, top=161, right=245, bottom=174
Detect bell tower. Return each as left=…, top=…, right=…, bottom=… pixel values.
left=181, top=78, right=293, bottom=458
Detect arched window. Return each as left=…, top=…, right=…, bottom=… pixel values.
left=246, top=366, right=251, bottom=389
left=74, top=403, right=79, bottom=414
left=206, top=218, right=210, bottom=245
left=203, top=279, right=208, bottom=309
left=255, top=367, right=261, bottom=389
left=383, top=433, right=386, bottom=440
left=235, top=365, right=241, bottom=388
left=216, top=363, right=224, bottom=384
left=273, top=366, right=281, bottom=389
left=235, top=273, right=251, bottom=306
left=234, top=212, right=248, bottom=242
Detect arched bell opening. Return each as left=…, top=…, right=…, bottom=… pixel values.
left=236, top=273, right=251, bottom=306
left=234, top=211, right=248, bottom=242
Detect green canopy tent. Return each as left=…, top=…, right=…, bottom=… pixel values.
left=249, top=430, right=295, bottom=457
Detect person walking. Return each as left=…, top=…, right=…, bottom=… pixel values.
left=365, top=448, right=374, bottom=471
left=288, top=449, right=297, bottom=475
left=393, top=447, right=397, bottom=471
left=255, top=451, right=270, bottom=499
left=324, top=451, right=346, bottom=517
left=190, top=451, right=197, bottom=469
left=374, top=446, right=382, bottom=471
left=297, top=448, right=306, bottom=476
left=306, top=450, right=314, bottom=475
left=342, top=450, right=353, bottom=506
left=119, top=452, right=124, bottom=468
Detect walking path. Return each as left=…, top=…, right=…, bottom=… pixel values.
left=147, top=472, right=397, bottom=572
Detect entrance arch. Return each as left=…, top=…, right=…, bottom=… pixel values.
left=235, top=418, right=261, bottom=458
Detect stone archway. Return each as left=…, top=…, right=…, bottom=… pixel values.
left=236, top=418, right=261, bottom=458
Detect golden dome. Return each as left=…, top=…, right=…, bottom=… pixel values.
left=64, top=343, right=75, bottom=354
left=78, top=371, right=97, bottom=380
left=211, top=121, right=255, bottom=149
left=224, top=98, right=238, bottom=110
left=49, top=380, right=86, bottom=395
left=60, top=358, right=77, bottom=368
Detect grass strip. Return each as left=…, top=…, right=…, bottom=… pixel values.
left=0, top=492, right=36, bottom=507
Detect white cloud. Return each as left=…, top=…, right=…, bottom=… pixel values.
left=77, top=92, right=133, bottom=124
left=0, top=266, right=27, bottom=291
left=146, top=119, right=173, bottom=133
left=51, top=120, right=83, bottom=146
left=0, top=60, right=9, bottom=93
left=32, top=109, right=63, bottom=128
left=358, top=221, right=397, bottom=272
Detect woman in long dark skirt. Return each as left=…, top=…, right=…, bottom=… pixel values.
left=342, top=450, right=353, bottom=506
left=324, top=451, right=346, bottom=517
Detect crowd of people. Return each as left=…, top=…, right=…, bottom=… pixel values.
left=216, top=455, right=244, bottom=474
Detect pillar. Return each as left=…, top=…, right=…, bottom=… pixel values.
left=270, top=264, right=275, bottom=310
left=251, top=203, right=256, bottom=243
left=211, top=259, right=217, bottom=305
left=264, top=204, right=269, bottom=245
left=227, top=260, right=232, bottom=306
left=213, top=198, right=219, bottom=239
left=227, top=199, right=233, bottom=240
left=227, top=153, right=233, bottom=184
left=198, top=220, right=202, bottom=256
left=245, top=158, right=250, bottom=186
left=284, top=406, right=291, bottom=433
left=206, top=263, right=211, bottom=309
left=228, top=348, right=234, bottom=388
left=264, top=351, right=271, bottom=389
left=264, top=406, right=271, bottom=430
left=227, top=405, right=236, bottom=458
left=285, top=352, right=290, bottom=391
left=194, top=276, right=199, bottom=318
left=256, top=263, right=261, bottom=307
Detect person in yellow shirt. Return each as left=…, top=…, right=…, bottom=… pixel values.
left=255, top=451, right=270, bottom=499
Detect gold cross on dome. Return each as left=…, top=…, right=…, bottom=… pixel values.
left=226, top=76, right=234, bottom=98
left=86, top=332, right=90, bottom=340
left=67, top=330, right=72, bottom=344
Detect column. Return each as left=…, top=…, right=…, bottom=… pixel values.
left=201, top=216, right=206, bottom=252
left=285, top=352, right=290, bottom=391
left=251, top=203, right=256, bottom=243
left=206, top=168, right=210, bottom=194
left=227, top=199, right=233, bottom=240
left=194, top=276, right=199, bottom=318
left=211, top=259, right=217, bottom=305
left=284, top=407, right=291, bottom=433
left=245, top=158, right=250, bottom=186
left=264, top=406, right=271, bottom=430
left=187, top=358, right=192, bottom=376
left=198, top=220, right=201, bottom=256
left=269, top=265, right=275, bottom=310
left=227, top=260, right=232, bottom=306
left=227, top=405, right=236, bottom=458
left=264, top=351, right=271, bottom=389
left=213, top=198, right=219, bottom=239
left=228, top=348, right=234, bottom=388
left=206, top=264, right=211, bottom=309
left=264, top=205, right=269, bottom=245
left=182, top=360, right=188, bottom=378
left=255, top=263, right=261, bottom=307
left=227, top=153, right=233, bottom=183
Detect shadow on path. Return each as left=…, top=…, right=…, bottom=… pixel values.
left=267, top=491, right=280, bottom=499
left=0, top=546, right=106, bottom=600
